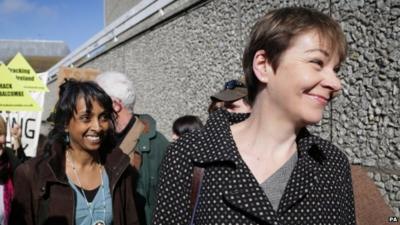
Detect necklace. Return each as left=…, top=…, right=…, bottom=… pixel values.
left=66, top=151, right=106, bottom=225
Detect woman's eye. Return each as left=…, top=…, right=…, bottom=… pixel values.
left=99, top=115, right=108, bottom=121
left=80, top=115, right=90, bottom=122
left=311, top=59, right=323, bottom=67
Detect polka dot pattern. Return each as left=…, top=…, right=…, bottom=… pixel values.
left=153, top=109, right=356, bottom=225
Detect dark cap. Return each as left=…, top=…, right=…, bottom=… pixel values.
left=211, top=78, right=248, bottom=102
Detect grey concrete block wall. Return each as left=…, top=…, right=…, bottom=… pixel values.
left=330, top=0, right=400, bottom=216
left=84, top=0, right=399, bottom=214
left=104, top=0, right=142, bottom=26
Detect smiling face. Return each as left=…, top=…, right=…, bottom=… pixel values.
left=257, top=31, right=342, bottom=127
left=66, top=96, right=110, bottom=153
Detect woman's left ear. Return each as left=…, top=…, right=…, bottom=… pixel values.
left=252, top=50, right=273, bottom=84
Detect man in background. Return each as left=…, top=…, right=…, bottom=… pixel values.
left=95, top=71, right=169, bottom=225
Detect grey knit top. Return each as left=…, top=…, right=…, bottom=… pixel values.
left=259, top=152, right=298, bottom=211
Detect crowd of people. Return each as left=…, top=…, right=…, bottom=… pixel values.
left=0, top=6, right=394, bottom=225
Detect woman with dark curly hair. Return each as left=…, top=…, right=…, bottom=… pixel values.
left=10, top=79, right=139, bottom=225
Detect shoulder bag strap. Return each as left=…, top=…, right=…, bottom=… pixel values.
left=189, top=166, right=204, bottom=225
left=119, top=117, right=145, bottom=170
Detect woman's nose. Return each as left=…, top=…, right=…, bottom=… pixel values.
left=91, top=119, right=101, bottom=131
left=322, top=70, right=342, bottom=93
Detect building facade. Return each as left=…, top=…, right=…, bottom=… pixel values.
left=44, top=0, right=400, bottom=215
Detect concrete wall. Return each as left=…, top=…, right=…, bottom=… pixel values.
left=104, top=0, right=142, bottom=26
left=84, top=0, right=400, bottom=214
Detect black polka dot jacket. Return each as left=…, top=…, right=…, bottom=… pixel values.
left=153, top=109, right=356, bottom=225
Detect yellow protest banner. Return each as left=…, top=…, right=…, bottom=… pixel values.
left=7, top=52, right=49, bottom=92
left=0, top=64, right=41, bottom=112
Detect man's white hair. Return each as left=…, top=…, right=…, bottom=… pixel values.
left=95, top=71, right=136, bottom=112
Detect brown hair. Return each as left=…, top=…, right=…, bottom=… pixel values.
left=242, top=7, right=347, bottom=105
left=172, top=115, right=204, bottom=137
left=208, top=99, right=224, bottom=114
left=0, top=115, right=6, bottom=136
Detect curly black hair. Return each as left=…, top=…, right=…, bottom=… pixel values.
left=44, top=79, right=117, bottom=157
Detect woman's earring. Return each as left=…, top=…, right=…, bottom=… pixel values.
left=64, top=132, right=70, bottom=145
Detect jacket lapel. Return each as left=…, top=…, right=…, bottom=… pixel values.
left=223, top=165, right=279, bottom=224
left=192, top=110, right=325, bottom=222
left=277, top=132, right=324, bottom=213
left=191, top=109, right=249, bottom=164
left=194, top=110, right=279, bottom=223
left=47, top=142, right=68, bottom=184
left=277, top=153, right=318, bottom=213
left=104, top=146, right=130, bottom=191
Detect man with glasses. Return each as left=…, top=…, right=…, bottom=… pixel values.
left=209, top=77, right=251, bottom=113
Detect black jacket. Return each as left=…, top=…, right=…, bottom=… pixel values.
left=153, top=109, right=355, bottom=225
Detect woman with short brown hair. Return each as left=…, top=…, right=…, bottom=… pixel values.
left=153, top=7, right=355, bottom=224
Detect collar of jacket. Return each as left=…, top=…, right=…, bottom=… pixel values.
left=46, top=141, right=131, bottom=188
left=191, top=109, right=329, bottom=219
left=191, top=109, right=326, bottom=166
left=135, top=114, right=157, bottom=153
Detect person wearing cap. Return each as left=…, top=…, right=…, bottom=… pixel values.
left=209, top=78, right=251, bottom=113
left=0, top=115, right=21, bottom=225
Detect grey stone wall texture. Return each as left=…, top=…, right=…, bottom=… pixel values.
left=84, top=0, right=400, bottom=215
left=104, top=0, right=142, bottom=26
